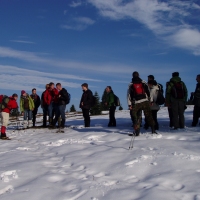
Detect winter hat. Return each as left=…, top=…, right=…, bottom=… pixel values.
left=21, top=90, right=26, bottom=95
left=172, top=72, right=179, bottom=77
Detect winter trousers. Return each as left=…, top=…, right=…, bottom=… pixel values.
left=132, top=101, right=155, bottom=133
left=1, top=112, right=9, bottom=136
left=151, top=110, right=159, bottom=130
left=32, top=108, right=38, bottom=126
left=53, top=104, right=66, bottom=127
left=43, top=105, right=48, bottom=127
left=82, top=109, right=90, bottom=127
left=171, top=100, right=185, bottom=129
left=108, top=106, right=116, bottom=126
left=168, top=107, right=174, bottom=127
left=23, top=109, right=33, bottom=128
left=192, top=105, right=200, bottom=126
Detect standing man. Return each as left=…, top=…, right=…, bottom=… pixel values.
left=166, top=80, right=173, bottom=128
left=128, top=71, right=156, bottom=136
left=104, top=86, right=116, bottom=127
left=53, top=83, right=69, bottom=128
left=30, top=88, right=41, bottom=127
left=41, top=84, right=49, bottom=127
left=190, top=74, right=200, bottom=127
left=43, top=82, right=59, bottom=126
left=80, top=83, right=93, bottom=127
left=1, top=94, right=18, bottom=140
left=166, top=72, right=188, bottom=129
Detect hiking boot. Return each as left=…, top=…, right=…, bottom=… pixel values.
left=1, top=135, right=11, bottom=140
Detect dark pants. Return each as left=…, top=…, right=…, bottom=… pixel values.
left=151, top=110, right=159, bottom=130
left=43, top=105, right=48, bottom=127
left=108, top=106, right=116, bottom=126
left=168, top=107, right=173, bottom=127
left=53, top=104, right=66, bottom=127
left=32, top=108, right=38, bottom=126
left=82, top=109, right=90, bottom=127
left=192, top=106, right=200, bottom=126
left=132, top=101, right=155, bottom=133
left=171, top=100, right=185, bottom=129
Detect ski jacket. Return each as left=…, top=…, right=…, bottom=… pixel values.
left=43, top=89, right=59, bottom=105
left=20, top=94, right=35, bottom=112
left=166, top=76, right=188, bottom=105
left=80, top=89, right=93, bottom=110
left=190, top=83, right=200, bottom=107
left=105, top=91, right=115, bottom=107
left=2, top=97, right=18, bottom=114
left=127, top=78, right=150, bottom=105
left=58, top=88, right=68, bottom=105
left=149, top=85, right=160, bottom=110
left=30, top=94, right=41, bottom=109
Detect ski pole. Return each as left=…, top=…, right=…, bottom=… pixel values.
left=129, top=133, right=135, bottom=150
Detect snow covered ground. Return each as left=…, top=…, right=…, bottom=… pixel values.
left=1, top=106, right=200, bottom=200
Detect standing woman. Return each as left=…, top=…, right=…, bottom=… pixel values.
left=105, top=86, right=116, bottom=127
left=148, top=80, right=160, bottom=130
left=20, top=90, right=35, bottom=129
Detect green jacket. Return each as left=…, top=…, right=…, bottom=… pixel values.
left=20, top=95, right=35, bottom=112
left=105, top=91, right=115, bottom=107
left=166, top=77, right=188, bottom=104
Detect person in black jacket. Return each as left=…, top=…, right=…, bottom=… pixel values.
left=190, top=74, right=200, bottom=127
left=30, top=88, right=41, bottom=127
left=80, top=83, right=93, bottom=127
left=52, top=83, right=68, bottom=128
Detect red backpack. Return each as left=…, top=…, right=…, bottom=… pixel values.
left=132, top=83, right=145, bottom=96
left=171, top=81, right=185, bottom=99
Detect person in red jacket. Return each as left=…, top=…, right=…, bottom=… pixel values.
left=43, top=82, right=59, bottom=126
left=1, top=94, right=18, bottom=140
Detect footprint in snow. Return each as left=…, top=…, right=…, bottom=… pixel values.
left=0, top=170, right=18, bottom=183
left=0, top=185, right=14, bottom=195
left=158, top=181, right=184, bottom=191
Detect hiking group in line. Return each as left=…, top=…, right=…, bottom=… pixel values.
left=0, top=71, right=200, bottom=140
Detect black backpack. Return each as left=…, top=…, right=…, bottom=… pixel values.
left=114, top=95, right=120, bottom=107
left=65, top=92, right=71, bottom=105
left=0, top=95, right=9, bottom=111
left=156, top=90, right=165, bottom=105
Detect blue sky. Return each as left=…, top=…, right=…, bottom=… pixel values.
left=0, top=0, right=200, bottom=111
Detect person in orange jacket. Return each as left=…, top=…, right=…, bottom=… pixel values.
left=1, top=94, right=18, bottom=140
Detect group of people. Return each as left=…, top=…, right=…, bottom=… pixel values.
left=0, top=72, right=200, bottom=140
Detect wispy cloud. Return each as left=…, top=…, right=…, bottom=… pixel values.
left=61, top=16, right=95, bottom=31
left=69, top=1, right=82, bottom=8
left=87, top=0, right=200, bottom=55
left=10, top=40, right=35, bottom=44
left=0, top=65, right=99, bottom=92
left=0, top=46, right=135, bottom=75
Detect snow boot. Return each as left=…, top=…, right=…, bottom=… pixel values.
left=23, top=120, right=28, bottom=129
left=151, top=127, right=157, bottom=134
left=1, top=133, right=10, bottom=140
left=28, top=120, right=33, bottom=128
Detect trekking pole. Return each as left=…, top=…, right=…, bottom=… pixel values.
left=129, top=133, right=135, bottom=150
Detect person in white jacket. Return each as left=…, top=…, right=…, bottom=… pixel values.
left=148, top=80, right=160, bottom=130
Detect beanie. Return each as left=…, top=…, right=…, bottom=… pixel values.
left=12, top=93, right=18, bottom=98
left=172, top=72, right=179, bottom=77
left=21, top=90, right=26, bottom=95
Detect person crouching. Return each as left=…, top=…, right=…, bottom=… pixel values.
left=1, top=94, right=18, bottom=140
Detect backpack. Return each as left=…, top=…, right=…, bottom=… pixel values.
left=156, top=90, right=165, bottom=105
left=91, top=95, right=97, bottom=107
left=65, top=92, right=71, bottom=105
left=0, top=95, right=9, bottom=111
left=171, top=81, right=185, bottom=99
left=114, top=95, right=120, bottom=107
left=131, top=82, right=146, bottom=101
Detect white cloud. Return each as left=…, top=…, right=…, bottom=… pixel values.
left=0, top=65, right=94, bottom=92
left=69, top=1, right=82, bottom=8
left=61, top=17, right=95, bottom=31
left=87, top=0, right=200, bottom=55
left=10, top=40, right=35, bottom=44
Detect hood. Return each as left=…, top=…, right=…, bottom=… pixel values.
left=170, top=76, right=181, bottom=83
left=132, top=77, right=142, bottom=83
